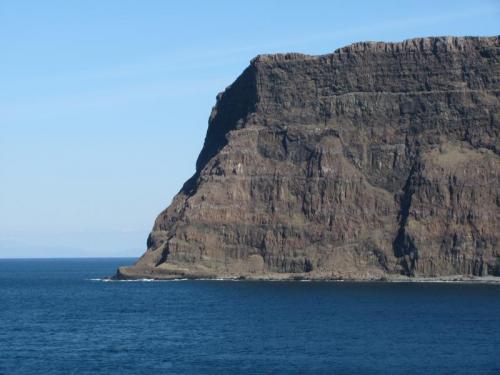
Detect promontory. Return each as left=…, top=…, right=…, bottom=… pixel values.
left=116, top=36, right=500, bottom=281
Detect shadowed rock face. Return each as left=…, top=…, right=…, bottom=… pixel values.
left=117, top=36, right=500, bottom=280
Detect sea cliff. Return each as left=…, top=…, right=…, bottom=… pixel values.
left=117, top=36, right=500, bottom=280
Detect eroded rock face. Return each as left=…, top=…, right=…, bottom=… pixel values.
left=117, top=36, right=500, bottom=280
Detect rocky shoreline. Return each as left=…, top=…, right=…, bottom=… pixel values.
left=113, top=266, right=500, bottom=283
left=110, top=276, right=500, bottom=284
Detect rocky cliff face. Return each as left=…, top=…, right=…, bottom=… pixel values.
left=117, top=36, right=500, bottom=280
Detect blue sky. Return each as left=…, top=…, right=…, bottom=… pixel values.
left=1, top=0, right=499, bottom=258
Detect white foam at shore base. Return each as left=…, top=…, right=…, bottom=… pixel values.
left=87, top=276, right=500, bottom=283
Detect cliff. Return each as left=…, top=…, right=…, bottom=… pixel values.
left=117, top=36, right=500, bottom=280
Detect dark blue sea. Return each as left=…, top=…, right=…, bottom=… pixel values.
left=1, top=258, right=499, bottom=374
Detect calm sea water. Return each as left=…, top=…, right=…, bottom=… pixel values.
left=0, top=258, right=499, bottom=375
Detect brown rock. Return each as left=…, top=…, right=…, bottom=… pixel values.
left=116, top=36, right=500, bottom=280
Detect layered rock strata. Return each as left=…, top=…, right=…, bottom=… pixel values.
left=117, top=36, right=500, bottom=280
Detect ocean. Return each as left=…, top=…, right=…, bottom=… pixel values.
left=0, top=258, right=499, bottom=374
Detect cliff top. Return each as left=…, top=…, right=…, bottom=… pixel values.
left=251, top=35, right=499, bottom=64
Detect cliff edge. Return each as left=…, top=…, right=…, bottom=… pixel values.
left=116, top=36, right=500, bottom=280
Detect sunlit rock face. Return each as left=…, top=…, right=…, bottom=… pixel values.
left=117, top=36, right=500, bottom=280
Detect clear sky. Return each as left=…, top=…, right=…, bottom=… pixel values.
left=1, top=0, right=499, bottom=258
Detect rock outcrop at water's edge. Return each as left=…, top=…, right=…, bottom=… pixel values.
left=116, top=36, right=500, bottom=281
